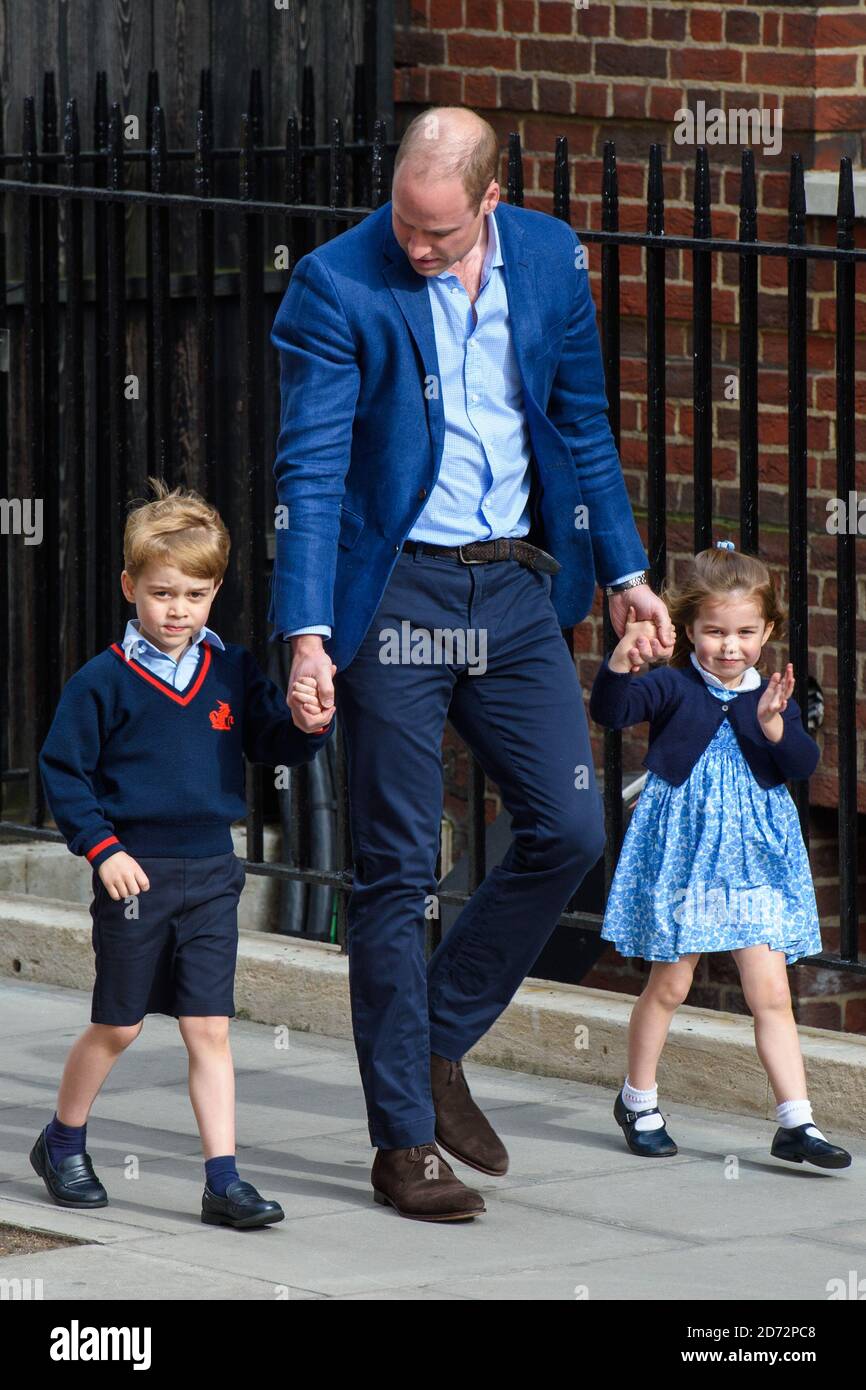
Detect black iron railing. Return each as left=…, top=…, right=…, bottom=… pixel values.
left=0, top=68, right=861, bottom=978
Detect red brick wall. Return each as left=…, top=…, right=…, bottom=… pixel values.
left=397, top=1, right=866, bottom=1026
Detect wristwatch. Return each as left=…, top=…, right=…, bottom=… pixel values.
left=605, top=570, right=649, bottom=598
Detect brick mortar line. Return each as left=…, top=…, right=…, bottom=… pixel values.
left=429, top=63, right=862, bottom=97
left=427, top=36, right=854, bottom=62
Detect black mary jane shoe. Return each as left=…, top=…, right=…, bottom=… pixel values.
left=770, top=1124, right=852, bottom=1170
left=29, top=1128, right=109, bottom=1208
left=614, top=1090, right=678, bottom=1157
left=201, top=1178, right=285, bottom=1229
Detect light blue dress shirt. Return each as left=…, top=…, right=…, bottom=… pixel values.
left=121, top=618, right=225, bottom=693
left=285, top=208, right=641, bottom=640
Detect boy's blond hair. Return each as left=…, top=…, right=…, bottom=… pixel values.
left=124, top=477, right=230, bottom=582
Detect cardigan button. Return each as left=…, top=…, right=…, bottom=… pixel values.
left=721, top=704, right=729, bottom=711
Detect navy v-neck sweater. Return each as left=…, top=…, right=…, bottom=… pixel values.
left=39, top=640, right=334, bottom=868
left=589, top=654, right=819, bottom=789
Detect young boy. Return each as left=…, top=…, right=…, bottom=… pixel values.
left=31, top=479, right=335, bottom=1229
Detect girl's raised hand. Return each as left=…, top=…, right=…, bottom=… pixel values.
left=757, top=662, right=795, bottom=727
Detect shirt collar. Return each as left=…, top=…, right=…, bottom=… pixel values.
left=689, top=650, right=761, bottom=694
left=482, top=207, right=503, bottom=279
left=121, top=618, right=225, bottom=663
left=433, top=208, right=502, bottom=291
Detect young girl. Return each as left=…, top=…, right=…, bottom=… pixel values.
left=589, top=541, right=851, bottom=1170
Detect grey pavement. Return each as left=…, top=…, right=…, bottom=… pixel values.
left=0, top=977, right=863, bottom=1301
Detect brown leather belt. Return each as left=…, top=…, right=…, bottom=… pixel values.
left=401, top=537, right=561, bottom=575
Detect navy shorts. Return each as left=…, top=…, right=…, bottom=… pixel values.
left=89, top=852, right=246, bottom=1025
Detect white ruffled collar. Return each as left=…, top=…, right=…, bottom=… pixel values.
left=689, top=650, right=762, bottom=694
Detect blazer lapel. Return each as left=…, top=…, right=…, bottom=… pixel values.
left=494, top=204, right=545, bottom=399
left=381, top=213, right=445, bottom=466
left=380, top=201, right=547, bottom=448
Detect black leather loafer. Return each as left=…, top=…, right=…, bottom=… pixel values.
left=614, top=1090, right=678, bottom=1157
left=29, top=1128, right=109, bottom=1208
left=770, top=1124, right=852, bottom=1170
left=201, top=1179, right=285, bottom=1229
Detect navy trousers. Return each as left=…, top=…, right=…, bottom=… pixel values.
left=335, top=548, right=606, bottom=1149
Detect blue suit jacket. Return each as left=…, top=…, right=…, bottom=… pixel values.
left=269, top=200, right=650, bottom=673
left=589, top=655, right=820, bottom=789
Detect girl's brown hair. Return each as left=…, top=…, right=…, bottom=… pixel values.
left=124, top=477, right=230, bottom=582
left=658, top=546, right=786, bottom=673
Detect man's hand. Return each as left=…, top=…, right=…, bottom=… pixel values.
left=99, top=851, right=150, bottom=900
left=287, top=635, right=337, bottom=733
left=608, top=582, right=675, bottom=652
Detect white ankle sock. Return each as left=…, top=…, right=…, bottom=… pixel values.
left=776, top=1098, right=826, bottom=1141
left=622, top=1075, right=665, bottom=1132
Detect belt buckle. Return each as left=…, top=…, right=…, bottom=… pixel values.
left=457, top=544, right=486, bottom=565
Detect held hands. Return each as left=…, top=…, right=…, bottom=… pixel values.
left=607, top=583, right=676, bottom=672
left=289, top=664, right=338, bottom=733
left=98, top=851, right=150, bottom=900
left=756, top=662, right=795, bottom=743
left=610, top=603, right=676, bottom=675
left=287, top=636, right=337, bottom=734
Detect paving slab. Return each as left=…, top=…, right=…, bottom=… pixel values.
left=0, top=978, right=863, bottom=1302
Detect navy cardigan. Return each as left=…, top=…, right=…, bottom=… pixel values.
left=588, top=655, right=820, bottom=789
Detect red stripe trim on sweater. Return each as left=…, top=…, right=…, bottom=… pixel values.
left=86, top=835, right=119, bottom=862
left=109, top=640, right=212, bottom=706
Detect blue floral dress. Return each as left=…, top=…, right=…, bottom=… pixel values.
left=600, top=669, right=822, bottom=965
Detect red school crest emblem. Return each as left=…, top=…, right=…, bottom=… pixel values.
left=208, top=700, right=234, bottom=730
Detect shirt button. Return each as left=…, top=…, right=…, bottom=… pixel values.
left=394, top=544, right=400, bottom=552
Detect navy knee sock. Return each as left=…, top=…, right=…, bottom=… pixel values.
left=45, top=1112, right=87, bottom=1167
left=205, top=1154, right=239, bottom=1195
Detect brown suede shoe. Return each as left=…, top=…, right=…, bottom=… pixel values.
left=431, top=1052, right=509, bottom=1176
left=371, top=1142, right=485, bottom=1221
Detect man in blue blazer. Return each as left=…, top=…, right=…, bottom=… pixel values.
left=270, top=106, right=674, bottom=1221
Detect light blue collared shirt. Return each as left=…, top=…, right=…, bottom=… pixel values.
left=121, top=619, right=225, bottom=692
left=286, top=209, right=639, bottom=638
left=407, top=207, right=531, bottom=546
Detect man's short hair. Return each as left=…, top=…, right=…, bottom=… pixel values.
left=394, top=107, right=499, bottom=213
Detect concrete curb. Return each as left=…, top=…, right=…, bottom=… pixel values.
left=3, top=891, right=865, bottom=1136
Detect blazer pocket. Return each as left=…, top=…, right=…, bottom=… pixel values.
left=338, top=504, right=365, bottom=550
